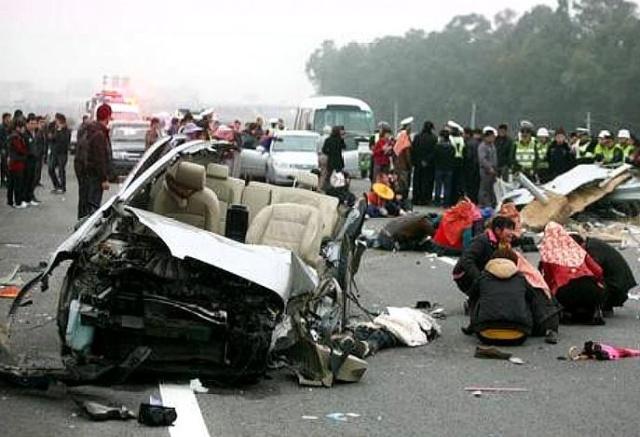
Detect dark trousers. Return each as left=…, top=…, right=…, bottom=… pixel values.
left=24, top=156, right=38, bottom=202
left=556, top=277, right=604, bottom=323
left=80, top=176, right=104, bottom=219
left=434, top=169, right=453, bottom=206
left=464, top=170, right=480, bottom=204
left=412, top=164, right=434, bottom=204
left=0, top=150, right=7, bottom=185
left=451, top=166, right=465, bottom=206
left=35, top=156, right=44, bottom=186
left=49, top=153, right=68, bottom=191
left=7, top=170, right=25, bottom=206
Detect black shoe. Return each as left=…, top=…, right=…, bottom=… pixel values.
left=544, top=330, right=558, bottom=345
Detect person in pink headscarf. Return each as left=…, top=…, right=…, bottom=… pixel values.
left=539, top=222, right=606, bottom=325
left=394, top=117, right=413, bottom=204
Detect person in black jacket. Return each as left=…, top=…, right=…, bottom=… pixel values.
left=0, top=113, right=11, bottom=187
left=545, top=128, right=575, bottom=180
left=467, top=248, right=559, bottom=345
left=495, top=124, right=514, bottom=180
left=433, top=130, right=456, bottom=207
left=321, top=125, right=346, bottom=175
left=570, top=234, right=637, bottom=316
left=453, top=216, right=516, bottom=294
left=463, top=128, right=482, bottom=203
left=23, top=115, right=40, bottom=204
left=411, top=121, right=437, bottom=205
left=49, top=113, right=71, bottom=193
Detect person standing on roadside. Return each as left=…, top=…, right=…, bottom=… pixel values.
left=23, top=115, right=40, bottom=205
left=0, top=113, right=11, bottom=187
left=495, top=124, right=514, bottom=180
left=411, top=121, right=437, bottom=205
left=145, top=117, right=162, bottom=149
left=76, top=104, right=112, bottom=219
left=49, top=113, right=70, bottom=193
left=34, top=116, right=48, bottom=187
left=477, top=126, right=499, bottom=208
left=6, top=119, right=28, bottom=208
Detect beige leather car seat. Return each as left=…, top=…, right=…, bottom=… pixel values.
left=241, top=181, right=274, bottom=223
left=245, top=203, right=323, bottom=267
left=205, top=163, right=245, bottom=234
left=271, top=187, right=339, bottom=238
left=152, top=161, right=220, bottom=233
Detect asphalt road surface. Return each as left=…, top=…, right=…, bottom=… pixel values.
left=1, top=174, right=639, bottom=437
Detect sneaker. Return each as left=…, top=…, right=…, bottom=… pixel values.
left=29, top=201, right=40, bottom=206
left=544, top=330, right=558, bottom=345
left=15, top=202, right=27, bottom=209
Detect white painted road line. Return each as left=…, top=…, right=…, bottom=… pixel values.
left=437, top=256, right=457, bottom=266
left=159, top=383, right=211, bottom=437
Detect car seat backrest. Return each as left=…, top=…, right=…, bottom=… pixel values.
left=245, top=203, right=323, bottom=267
left=270, top=186, right=339, bottom=238
left=241, top=181, right=274, bottom=224
left=205, top=163, right=245, bottom=234
left=152, top=161, right=221, bottom=233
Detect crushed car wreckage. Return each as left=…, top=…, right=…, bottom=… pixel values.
left=1, top=137, right=371, bottom=387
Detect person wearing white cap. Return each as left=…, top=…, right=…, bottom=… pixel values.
left=594, top=130, right=623, bottom=164
left=446, top=120, right=466, bottom=205
left=535, top=127, right=551, bottom=182
left=394, top=117, right=413, bottom=206
left=616, top=129, right=634, bottom=160
left=477, top=127, right=499, bottom=208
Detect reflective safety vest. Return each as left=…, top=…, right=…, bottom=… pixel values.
left=515, top=139, right=537, bottom=169
left=594, top=143, right=623, bottom=163
left=620, top=143, right=635, bottom=159
left=536, top=141, right=549, bottom=169
left=578, top=140, right=593, bottom=158
left=451, top=135, right=465, bottom=159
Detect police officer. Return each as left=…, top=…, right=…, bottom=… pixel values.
left=512, top=126, right=538, bottom=181
left=616, top=129, right=634, bottom=162
left=447, top=120, right=465, bottom=205
left=594, top=130, right=623, bottom=164
left=574, top=128, right=595, bottom=163
left=536, top=127, right=551, bottom=182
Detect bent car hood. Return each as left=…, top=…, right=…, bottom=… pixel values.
left=127, top=207, right=318, bottom=300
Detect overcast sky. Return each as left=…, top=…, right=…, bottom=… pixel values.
left=1, top=0, right=558, bottom=106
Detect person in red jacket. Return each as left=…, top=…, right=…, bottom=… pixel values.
left=372, top=126, right=393, bottom=181
left=539, top=222, right=606, bottom=325
left=6, top=119, right=28, bottom=208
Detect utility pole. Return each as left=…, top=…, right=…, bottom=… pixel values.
left=586, top=111, right=591, bottom=132
left=393, top=101, right=398, bottom=131
left=470, top=102, right=477, bottom=129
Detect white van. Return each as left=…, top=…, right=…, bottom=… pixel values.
left=294, top=96, right=375, bottom=177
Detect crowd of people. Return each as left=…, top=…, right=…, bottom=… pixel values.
left=354, top=119, right=639, bottom=215
left=0, top=110, right=71, bottom=209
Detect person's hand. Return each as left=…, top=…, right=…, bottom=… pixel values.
left=101, top=181, right=110, bottom=191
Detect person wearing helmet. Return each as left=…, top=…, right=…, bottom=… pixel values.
left=512, top=126, right=538, bottom=181
left=574, top=128, right=595, bottom=163
left=594, top=130, right=623, bottom=164
left=616, top=129, right=634, bottom=162
left=535, top=127, right=551, bottom=182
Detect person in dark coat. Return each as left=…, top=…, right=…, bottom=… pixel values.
left=495, top=124, right=514, bottom=180
left=545, top=128, right=576, bottom=179
left=463, top=128, right=481, bottom=203
left=49, top=113, right=71, bottom=193
left=23, top=115, right=40, bottom=204
left=433, top=130, right=456, bottom=207
left=411, top=121, right=437, bottom=205
left=76, top=104, right=112, bottom=219
left=570, top=234, right=637, bottom=315
left=321, top=125, right=346, bottom=176
left=0, top=113, right=11, bottom=187
left=453, top=216, right=516, bottom=294
left=369, top=213, right=436, bottom=251
left=466, top=249, right=559, bottom=345
left=6, top=119, right=28, bottom=208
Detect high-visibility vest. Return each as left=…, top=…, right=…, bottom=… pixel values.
left=594, top=143, right=623, bottom=163
left=578, top=140, right=593, bottom=158
left=536, top=141, right=549, bottom=169
left=515, top=139, right=537, bottom=169
left=451, top=135, right=465, bottom=159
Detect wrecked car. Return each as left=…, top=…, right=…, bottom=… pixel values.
left=6, top=136, right=368, bottom=386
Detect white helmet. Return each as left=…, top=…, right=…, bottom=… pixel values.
left=536, top=127, right=549, bottom=137
left=482, top=126, right=497, bottom=136
left=598, top=130, right=612, bottom=139
left=618, top=129, right=631, bottom=139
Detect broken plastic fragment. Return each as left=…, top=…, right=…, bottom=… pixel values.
left=189, top=378, right=209, bottom=394
left=326, top=413, right=348, bottom=422
left=302, top=415, right=319, bottom=420
left=81, top=401, right=136, bottom=421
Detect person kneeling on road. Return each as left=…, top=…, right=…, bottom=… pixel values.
left=539, top=222, right=606, bottom=325
left=464, top=249, right=559, bottom=345
left=452, top=216, right=516, bottom=294
left=569, top=234, right=636, bottom=317
left=366, top=213, right=436, bottom=251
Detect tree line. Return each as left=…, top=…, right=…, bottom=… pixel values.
left=306, top=0, right=640, bottom=133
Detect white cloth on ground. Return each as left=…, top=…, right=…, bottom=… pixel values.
left=373, top=307, right=441, bottom=347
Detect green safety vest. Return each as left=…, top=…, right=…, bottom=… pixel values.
left=536, top=141, right=549, bottom=169
left=594, top=143, right=623, bottom=163
left=515, top=139, right=537, bottom=169
left=451, top=136, right=465, bottom=159
left=620, top=143, right=635, bottom=159
left=578, top=140, right=593, bottom=158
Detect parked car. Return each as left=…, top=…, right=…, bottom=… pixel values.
left=240, top=130, right=321, bottom=184
left=7, top=137, right=367, bottom=385
left=110, top=121, right=151, bottom=179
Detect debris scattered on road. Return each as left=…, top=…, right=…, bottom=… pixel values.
left=464, top=387, right=529, bottom=393
left=138, top=402, right=178, bottom=427
left=0, top=265, right=23, bottom=287
left=80, top=400, right=136, bottom=421
left=325, top=412, right=361, bottom=422
left=189, top=378, right=209, bottom=394
left=0, top=286, right=20, bottom=299
left=301, top=415, right=319, bottom=420
left=568, top=341, right=640, bottom=361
